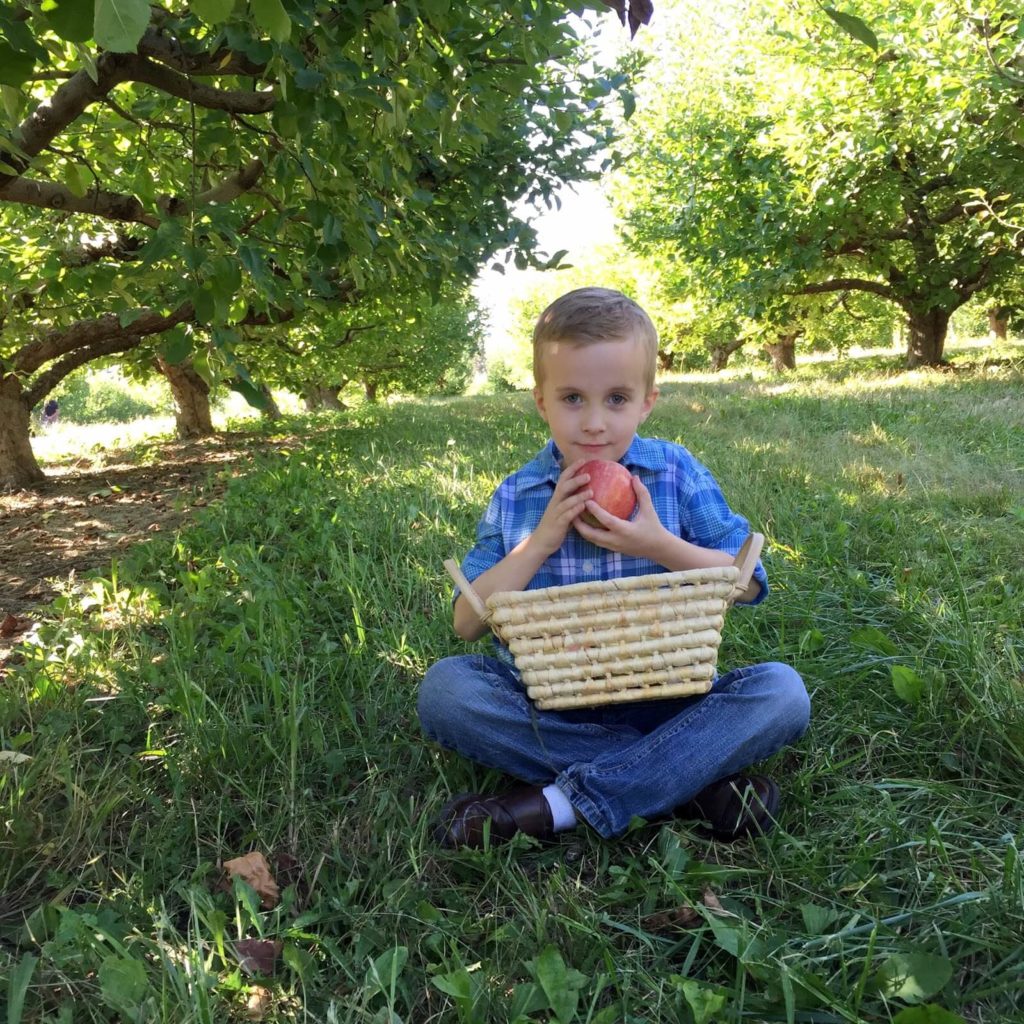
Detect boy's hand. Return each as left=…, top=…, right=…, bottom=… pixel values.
left=574, top=475, right=673, bottom=561
left=531, top=460, right=593, bottom=557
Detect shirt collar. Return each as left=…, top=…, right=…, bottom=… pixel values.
left=514, top=435, right=666, bottom=494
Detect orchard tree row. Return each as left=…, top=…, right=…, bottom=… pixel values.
left=0, top=0, right=648, bottom=488
left=615, top=0, right=1024, bottom=370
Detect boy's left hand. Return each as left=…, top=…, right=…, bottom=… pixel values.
left=574, top=476, right=672, bottom=561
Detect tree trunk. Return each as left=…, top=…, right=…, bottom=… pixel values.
left=709, top=336, right=746, bottom=372
left=906, top=308, right=950, bottom=367
left=302, top=384, right=346, bottom=411
left=0, top=374, right=46, bottom=489
left=364, top=380, right=378, bottom=403
left=158, top=357, right=214, bottom=438
left=302, top=384, right=322, bottom=411
left=258, top=384, right=282, bottom=420
left=764, top=332, right=798, bottom=371
left=988, top=307, right=1009, bottom=341
left=318, top=385, right=346, bottom=411
left=657, top=349, right=676, bottom=371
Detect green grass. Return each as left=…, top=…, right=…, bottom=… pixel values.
left=2, top=347, right=1023, bottom=1023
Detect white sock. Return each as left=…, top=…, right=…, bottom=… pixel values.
left=542, top=785, right=578, bottom=832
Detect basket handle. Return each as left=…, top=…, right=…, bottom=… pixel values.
left=729, top=532, right=764, bottom=603
left=443, top=558, right=491, bottom=623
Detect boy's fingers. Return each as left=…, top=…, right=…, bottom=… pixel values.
left=582, top=500, right=614, bottom=527
left=632, top=475, right=655, bottom=509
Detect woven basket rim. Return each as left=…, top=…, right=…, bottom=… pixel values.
left=485, top=563, right=740, bottom=610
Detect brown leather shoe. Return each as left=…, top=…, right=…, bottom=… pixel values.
left=677, top=774, right=781, bottom=841
left=432, top=785, right=555, bottom=849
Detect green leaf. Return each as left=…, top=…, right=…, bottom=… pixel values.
left=893, top=1006, right=966, bottom=1024
left=63, top=162, right=88, bottom=198
left=0, top=45, right=36, bottom=87
left=876, top=952, right=953, bottom=1004
left=6, top=952, right=38, bottom=1023
left=189, top=0, right=235, bottom=27
left=891, top=664, right=926, bottom=704
left=94, top=0, right=152, bottom=53
left=531, top=945, right=586, bottom=1023
left=229, top=378, right=272, bottom=412
left=621, top=88, right=636, bottom=121
left=250, top=0, right=291, bottom=43
left=364, top=946, right=408, bottom=999
left=159, top=327, right=192, bottom=366
left=1, top=84, right=24, bottom=122
left=799, top=902, right=840, bottom=935
left=823, top=7, right=879, bottom=52
left=850, top=626, right=898, bottom=656
left=98, top=955, right=149, bottom=1010
left=43, top=0, right=95, bottom=43
left=681, top=980, right=727, bottom=1024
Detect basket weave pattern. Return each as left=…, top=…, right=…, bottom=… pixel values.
left=488, top=567, right=738, bottom=709
left=444, top=533, right=761, bottom=711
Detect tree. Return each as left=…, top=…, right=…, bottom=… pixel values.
left=0, top=0, right=634, bottom=487
left=617, top=0, right=1024, bottom=369
left=262, top=287, right=487, bottom=404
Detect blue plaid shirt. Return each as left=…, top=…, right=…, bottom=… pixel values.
left=460, top=435, right=767, bottom=657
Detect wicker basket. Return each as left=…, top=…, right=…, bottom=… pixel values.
left=443, top=533, right=763, bottom=710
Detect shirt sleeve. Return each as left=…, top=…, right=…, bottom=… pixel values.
left=679, top=455, right=769, bottom=606
left=453, top=482, right=509, bottom=603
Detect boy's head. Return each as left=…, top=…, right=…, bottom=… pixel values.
left=532, top=287, right=659, bottom=391
left=531, top=287, right=660, bottom=465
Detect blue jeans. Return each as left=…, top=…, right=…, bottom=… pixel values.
left=418, top=654, right=810, bottom=838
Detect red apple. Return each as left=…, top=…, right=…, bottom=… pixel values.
left=578, top=459, right=637, bottom=528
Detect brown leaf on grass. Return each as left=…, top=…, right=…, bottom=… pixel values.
left=243, top=985, right=274, bottom=1020
left=640, top=904, right=702, bottom=934
left=702, top=888, right=728, bottom=915
left=641, top=888, right=731, bottom=935
left=0, top=614, right=29, bottom=638
left=233, top=939, right=282, bottom=977
left=224, top=851, right=280, bottom=909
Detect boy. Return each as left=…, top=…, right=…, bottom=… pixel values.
left=418, top=287, right=809, bottom=849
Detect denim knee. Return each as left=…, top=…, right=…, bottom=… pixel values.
left=418, top=657, right=461, bottom=741
left=417, top=655, right=500, bottom=745
left=763, top=661, right=811, bottom=740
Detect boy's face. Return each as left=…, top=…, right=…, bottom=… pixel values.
left=533, top=335, right=658, bottom=465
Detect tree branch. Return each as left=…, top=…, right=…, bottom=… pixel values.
left=336, top=322, right=383, bottom=346
left=136, top=29, right=267, bottom=78
left=0, top=175, right=160, bottom=226
left=6, top=51, right=272, bottom=182
left=792, top=278, right=896, bottom=301
left=126, top=56, right=275, bottom=114
left=25, top=333, right=153, bottom=407
left=1, top=157, right=267, bottom=227
left=15, top=303, right=195, bottom=375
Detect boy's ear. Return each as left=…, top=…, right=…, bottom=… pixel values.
left=533, top=386, right=548, bottom=421
left=639, top=387, right=659, bottom=423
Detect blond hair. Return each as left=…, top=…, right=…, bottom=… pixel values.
left=533, top=287, right=659, bottom=389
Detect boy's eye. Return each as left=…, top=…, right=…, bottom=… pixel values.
left=563, top=393, right=582, bottom=405
left=608, top=393, right=628, bottom=406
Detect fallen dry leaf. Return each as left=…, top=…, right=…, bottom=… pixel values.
left=0, top=614, right=28, bottom=638
left=640, top=888, right=731, bottom=935
left=640, top=904, right=702, bottom=934
left=702, top=888, right=726, bottom=914
left=233, top=939, right=282, bottom=977
left=223, top=851, right=280, bottom=909
left=243, top=985, right=274, bottom=1019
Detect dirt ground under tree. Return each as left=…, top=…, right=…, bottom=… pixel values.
left=1, top=430, right=286, bottom=666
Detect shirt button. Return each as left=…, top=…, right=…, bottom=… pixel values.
left=582, top=560, right=594, bottom=573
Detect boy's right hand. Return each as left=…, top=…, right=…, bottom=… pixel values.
left=531, top=460, right=593, bottom=557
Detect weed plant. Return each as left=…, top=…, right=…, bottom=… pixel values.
left=1, top=351, right=1023, bottom=1023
